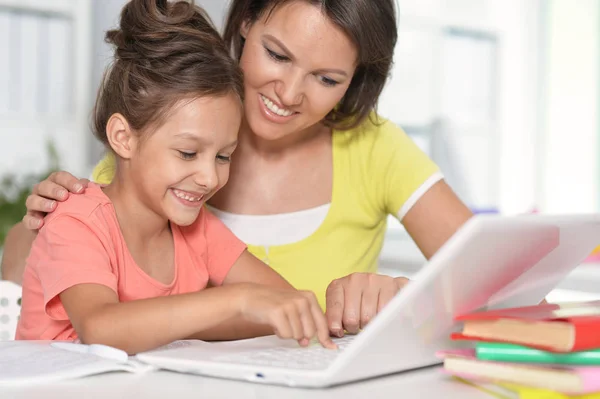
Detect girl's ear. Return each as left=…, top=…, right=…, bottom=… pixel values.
left=240, top=19, right=252, bottom=39
left=105, top=114, right=137, bottom=159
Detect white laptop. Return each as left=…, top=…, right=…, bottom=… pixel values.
left=136, top=214, right=600, bottom=388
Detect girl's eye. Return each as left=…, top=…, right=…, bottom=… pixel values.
left=319, top=76, right=339, bottom=87
left=178, top=151, right=196, bottom=160
left=266, top=48, right=289, bottom=62
left=216, top=155, right=231, bottom=163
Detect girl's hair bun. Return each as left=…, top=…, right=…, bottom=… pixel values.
left=93, top=0, right=243, bottom=146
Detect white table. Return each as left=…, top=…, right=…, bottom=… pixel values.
left=5, top=288, right=600, bottom=399
left=2, top=366, right=490, bottom=399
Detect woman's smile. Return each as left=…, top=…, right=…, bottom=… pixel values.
left=259, top=94, right=298, bottom=123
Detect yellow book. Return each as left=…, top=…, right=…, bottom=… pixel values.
left=454, top=377, right=600, bottom=399
left=499, top=382, right=600, bottom=399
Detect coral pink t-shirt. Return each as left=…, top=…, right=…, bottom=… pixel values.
left=16, top=183, right=246, bottom=340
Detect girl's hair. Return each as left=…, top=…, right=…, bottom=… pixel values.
left=93, top=0, right=244, bottom=145
left=223, top=0, right=397, bottom=130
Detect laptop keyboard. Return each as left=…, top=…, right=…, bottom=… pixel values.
left=213, top=335, right=356, bottom=370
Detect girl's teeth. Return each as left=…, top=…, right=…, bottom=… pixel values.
left=261, top=95, right=293, bottom=117
left=173, top=189, right=202, bottom=202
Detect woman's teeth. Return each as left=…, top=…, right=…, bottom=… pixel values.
left=260, top=95, right=294, bottom=117
left=173, top=189, right=203, bottom=202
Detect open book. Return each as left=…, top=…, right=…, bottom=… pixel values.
left=0, top=340, right=194, bottom=385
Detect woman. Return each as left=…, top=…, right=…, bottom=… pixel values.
left=2, top=0, right=473, bottom=337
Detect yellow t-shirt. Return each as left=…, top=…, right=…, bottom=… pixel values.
left=92, top=116, right=440, bottom=308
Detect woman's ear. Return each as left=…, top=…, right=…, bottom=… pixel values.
left=105, top=114, right=137, bottom=159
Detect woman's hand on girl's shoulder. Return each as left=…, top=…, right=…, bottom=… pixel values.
left=23, top=171, right=89, bottom=230
left=325, top=273, right=409, bottom=336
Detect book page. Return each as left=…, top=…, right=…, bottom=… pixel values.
left=87, top=343, right=129, bottom=363
left=0, top=341, right=134, bottom=385
left=153, top=340, right=197, bottom=351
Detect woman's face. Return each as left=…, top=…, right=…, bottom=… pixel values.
left=239, top=1, right=358, bottom=141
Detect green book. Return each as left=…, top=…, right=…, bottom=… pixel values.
left=475, top=342, right=600, bottom=365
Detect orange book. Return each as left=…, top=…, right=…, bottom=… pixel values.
left=451, top=301, right=600, bottom=352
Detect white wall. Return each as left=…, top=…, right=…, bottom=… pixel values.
left=0, top=0, right=92, bottom=181
left=377, top=0, right=544, bottom=215
left=201, top=0, right=230, bottom=30
left=495, top=0, right=543, bottom=215
left=380, top=0, right=546, bottom=266
left=87, top=0, right=129, bottom=166
left=539, top=0, right=600, bottom=213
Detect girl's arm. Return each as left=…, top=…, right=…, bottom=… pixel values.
left=60, top=251, right=334, bottom=353
left=185, top=251, right=296, bottom=341
left=60, top=283, right=245, bottom=354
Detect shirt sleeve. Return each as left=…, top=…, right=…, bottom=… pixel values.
left=91, top=153, right=116, bottom=184
left=33, top=215, right=118, bottom=320
left=203, top=209, right=247, bottom=286
left=368, top=119, right=443, bottom=220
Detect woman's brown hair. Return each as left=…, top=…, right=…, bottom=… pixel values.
left=223, top=0, right=397, bottom=130
left=93, top=0, right=244, bottom=145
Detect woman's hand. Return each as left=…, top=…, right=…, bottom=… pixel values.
left=23, top=171, right=89, bottom=230
left=237, top=284, right=337, bottom=349
left=325, top=273, right=409, bottom=337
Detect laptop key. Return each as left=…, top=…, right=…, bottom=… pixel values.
left=213, top=335, right=355, bottom=370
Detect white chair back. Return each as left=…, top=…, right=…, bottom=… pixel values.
left=0, top=281, right=22, bottom=341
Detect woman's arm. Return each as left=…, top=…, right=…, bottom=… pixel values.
left=402, top=180, right=473, bottom=259
left=1, top=223, right=36, bottom=284
left=1, top=172, right=88, bottom=283
left=324, top=180, right=472, bottom=335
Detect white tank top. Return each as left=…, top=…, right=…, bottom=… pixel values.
left=206, top=204, right=331, bottom=246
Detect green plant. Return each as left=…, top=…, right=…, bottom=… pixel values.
left=0, top=141, right=60, bottom=247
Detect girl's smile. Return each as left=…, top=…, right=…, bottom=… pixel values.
left=170, top=188, right=205, bottom=207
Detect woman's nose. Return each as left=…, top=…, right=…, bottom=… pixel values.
left=275, top=69, right=304, bottom=107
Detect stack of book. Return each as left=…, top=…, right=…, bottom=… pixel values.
left=438, top=300, right=600, bottom=398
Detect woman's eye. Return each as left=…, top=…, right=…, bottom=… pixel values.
left=216, top=155, right=231, bottom=163
left=178, top=151, right=196, bottom=160
left=266, top=48, right=289, bottom=62
left=319, top=76, right=339, bottom=87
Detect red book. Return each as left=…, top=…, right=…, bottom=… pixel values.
left=451, top=300, right=600, bottom=352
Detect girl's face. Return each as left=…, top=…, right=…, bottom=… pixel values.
left=239, top=1, right=358, bottom=141
left=130, top=94, right=242, bottom=226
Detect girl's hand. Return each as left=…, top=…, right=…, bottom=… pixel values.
left=325, top=273, right=409, bottom=337
left=236, top=284, right=337, bottom=349
left=23, top=171, right=89, bottom=230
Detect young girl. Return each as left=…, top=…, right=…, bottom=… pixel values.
left=16, top=0, right=335, bottom=354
